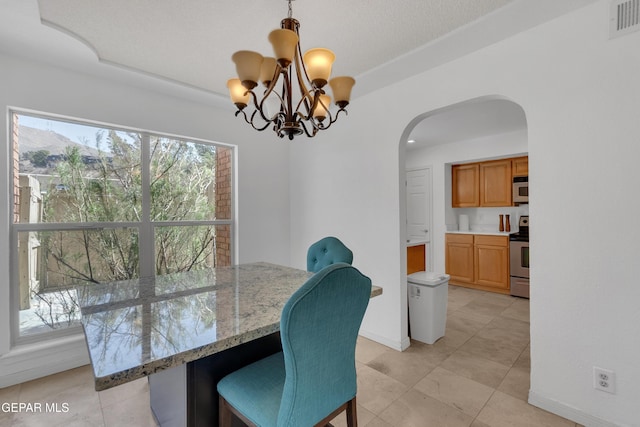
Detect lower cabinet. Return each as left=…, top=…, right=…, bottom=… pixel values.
left=445, top=233, right=510, bottom=294
left=407, top=244, right=426, bottom=274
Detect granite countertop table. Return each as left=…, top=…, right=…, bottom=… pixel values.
left=78, top=262, right=382, bottom=391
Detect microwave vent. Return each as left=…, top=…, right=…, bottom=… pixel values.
left=610, top=0, right=640, bottom=39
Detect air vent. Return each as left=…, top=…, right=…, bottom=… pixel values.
left=610, top=0, right=640, bottom=39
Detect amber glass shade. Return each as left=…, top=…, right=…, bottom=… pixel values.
left=312, top=94, right=331, bottom=121
left=329, top=76, right=356, bottom=108
left=260, top=57, right=278, bottom=86
left=232, top=51, right=263, bottom=89
left=303, top=48, right=335, bottom=88
left=227, top=78, right=250, bottom=108
left=268, top=29, right=299, bottom=67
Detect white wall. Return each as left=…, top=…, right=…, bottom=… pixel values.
left=0, top=54, right=292, bottom=385
left=289, top=1, right=640, bottom=425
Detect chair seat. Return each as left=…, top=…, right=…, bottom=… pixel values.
left=217, top=352, right=285, bottom=427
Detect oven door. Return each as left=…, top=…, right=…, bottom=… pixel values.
left=510, top=240, right=530, bottom=278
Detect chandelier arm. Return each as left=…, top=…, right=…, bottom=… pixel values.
left=254, top=66, right=287, bottom=123
left=293, top=41, right=314, bottom=116
left=297, top=118, right=318, bottom=138
left=247, top=109, right=273, bottom=132
left=330, top=107, right=349, bottom=124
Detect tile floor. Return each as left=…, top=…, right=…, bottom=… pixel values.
left=0, top=285, right=583, bottom=427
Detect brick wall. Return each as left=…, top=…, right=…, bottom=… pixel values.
left=215, top=146, right=232, bottom=266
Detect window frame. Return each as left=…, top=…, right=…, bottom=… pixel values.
left=9, top=108, right=236, bottom=345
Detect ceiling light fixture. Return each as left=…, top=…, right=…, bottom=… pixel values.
left=227, top=0, right=355, bottom=140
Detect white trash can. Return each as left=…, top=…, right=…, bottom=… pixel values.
left=408, top=272, right=450, bottom=344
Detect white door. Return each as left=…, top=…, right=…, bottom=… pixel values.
left=406, top=168, right=432, bottom=268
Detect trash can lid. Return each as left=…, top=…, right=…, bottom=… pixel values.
left=407, top=271, right=450, bottom=286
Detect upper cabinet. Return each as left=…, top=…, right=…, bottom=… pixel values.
left=451, top=163, right=479, bottom=207
left=479, top=159, right=512, bottom=207
left=452, top=156, right=527, bottom=208
left=512, top=156, right=529, bottom=177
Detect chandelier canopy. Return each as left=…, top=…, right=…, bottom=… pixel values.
left=227, top=0, right=355, bottom=140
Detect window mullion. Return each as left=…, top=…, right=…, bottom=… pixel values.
left=139, top=133, right=154, bottom=278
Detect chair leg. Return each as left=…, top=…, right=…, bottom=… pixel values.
left=346, top=397, right=358, bottom=427
left=219, top=395, right=233, bottom=427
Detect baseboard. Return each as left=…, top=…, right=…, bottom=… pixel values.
left=359, top=329, right=410, bottom=351
left=528, top=390, right=622, bottom=427
left=0, top=333, right=90, bottom=388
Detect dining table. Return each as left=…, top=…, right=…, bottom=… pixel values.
left=78, top=261, right=382, bottom=427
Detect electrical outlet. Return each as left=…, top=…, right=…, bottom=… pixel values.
left=593, top=367, right=616, bottom=394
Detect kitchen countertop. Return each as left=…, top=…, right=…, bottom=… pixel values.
left=78, top=262, right=382, bottom=391
left=406, top=240, right=428, bottom=247
left=446, top=230, right=514, bottom=237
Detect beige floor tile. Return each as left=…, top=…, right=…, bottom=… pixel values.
left=447, top=287, right=480, bottom=311
left=474, top=324, right=529, bottom=350
left=432, top=325, right=473, bottom=349
left=500, top=298, right=530, bottom=323
left=363, top=417, right=394, bottom=427
left=366, top=344, right=437, bottom=387
left=470, top=420, right=493, bottom=427
left=497, top=366, right=530, bottom=402
left=17, top=366, right=95, bottom=402
left=476, top=291, right=516, bottom=307
left=447, top=310, right=494, bottom=335
left=440, top=350, right=510, bottom=389
left=355, top=364, right=409, bottom=415
left=10, top=395, right=104, bottom=427
left=329, top=403, right=376, bottom=427
left=98, top=376, right=149, bottom=408
left=513, top=344, right=531, bottom=370
left=0, top=384, right=20, bottom=426
left=356, top=337, right=393, bottom=364
left=404, top=338, right=458, bottom=366
left=457, top=299, right=510, bottom=319
left=476, top=391, right=575, bottom=427
left=457, top=334, right=525, bottom=367
left=484, top=314, right=529, bottom=334
left=102, top=389, right=157, bottom=427
left=378, top=388, right=474, bottom=427
left=414, top=367, right=495, bottom=417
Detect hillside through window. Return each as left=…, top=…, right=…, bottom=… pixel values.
left=10, top=112, right=234, bottom=339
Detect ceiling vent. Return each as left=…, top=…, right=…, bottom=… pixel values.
left=610, top=0, right=640, bottom=38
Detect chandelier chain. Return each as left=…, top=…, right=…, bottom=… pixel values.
left=287, top=0, right=293, bottom=19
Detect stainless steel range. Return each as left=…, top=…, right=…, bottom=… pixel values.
left=509, top=215, right=529, bottom=298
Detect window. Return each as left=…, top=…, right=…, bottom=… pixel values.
left=10, top=111, right=234, bottom=340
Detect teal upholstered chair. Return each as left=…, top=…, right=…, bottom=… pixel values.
left=306, top=236, right=354, bottom=273
left=217, top=263, right=371, bottom=427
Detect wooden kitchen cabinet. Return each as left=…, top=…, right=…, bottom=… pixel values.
left=407, top=244, right=426, bottom=274
left=452, top=158, right=513, bottom=207
left=474, top=235, right=510, bottom=291
left=445, top=234, right=474, bottom=284
left=512, top=156, right=529, bottom=177
left=445, top=233, right=510, bottom=294
left=451, top=164, right=479, bottom=207
left=479, top=159, right=512, bottom=207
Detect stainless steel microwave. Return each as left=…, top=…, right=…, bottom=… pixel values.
left=513, top=176, right=528, bottom=203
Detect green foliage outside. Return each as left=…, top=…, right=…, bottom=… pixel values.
left=41, top=130, right=219, bottom=288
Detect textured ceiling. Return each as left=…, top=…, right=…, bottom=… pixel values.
left=0, top=0, right=597, bottom=146
left=34, top=0, right=513, bottom=96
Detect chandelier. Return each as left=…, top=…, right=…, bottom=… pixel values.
left=227, top=0, right=355, bottom=140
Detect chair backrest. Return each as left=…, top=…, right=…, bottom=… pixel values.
left=306, top=236, right=354, bottom=273
left=277, top=263, right=371, bottom=427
